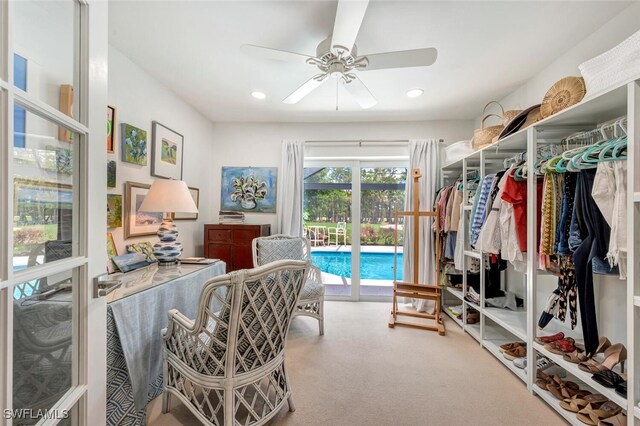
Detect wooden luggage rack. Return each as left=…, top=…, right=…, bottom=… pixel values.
left=388, top=168, right=444, bottom=335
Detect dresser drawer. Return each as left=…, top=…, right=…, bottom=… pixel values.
left=208, top=229, right=231, bottom=242
left=232, top=229, right=258, bottom=244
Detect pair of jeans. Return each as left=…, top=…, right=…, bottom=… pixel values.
left=573, top=170, right=612, bottom=356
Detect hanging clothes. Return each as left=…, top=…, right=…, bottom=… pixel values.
left=469, top=174, right=496, bottom=248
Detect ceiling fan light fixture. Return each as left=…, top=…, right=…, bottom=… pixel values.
left=251, top=91, right=266, bottom=100
left=406, top=89, right=424, bottom=98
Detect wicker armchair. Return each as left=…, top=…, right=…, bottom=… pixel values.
left=162, top=259, right=309, bottom=426
left=252, top=235, right=325, bottom=336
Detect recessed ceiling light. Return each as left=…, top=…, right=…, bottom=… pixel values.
left=251, top=91, right=266, bottom=100
left=406, top=89, right=424, bottom=98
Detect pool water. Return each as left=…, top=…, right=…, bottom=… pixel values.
left=310, top=252, right=403, bottom=280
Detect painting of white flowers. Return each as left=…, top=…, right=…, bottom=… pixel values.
left=121, top=123, right=148, bottom=166
left=221, top=167, right=277, bottom=213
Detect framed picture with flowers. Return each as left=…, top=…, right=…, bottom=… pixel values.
left=121, top=123, right=148, bottom=166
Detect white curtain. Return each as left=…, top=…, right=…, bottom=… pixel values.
left=276, top=140, right=304, bottom=236
left=402, top=139, right=440, bottom=313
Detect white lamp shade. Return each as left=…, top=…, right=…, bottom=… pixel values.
left=138, top=179, right=198, bottom=213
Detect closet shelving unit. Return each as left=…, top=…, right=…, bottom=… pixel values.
left=440, top=80, right=638, bottom=425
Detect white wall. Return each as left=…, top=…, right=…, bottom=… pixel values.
left=108, top=46, right=215, bottom=257
left=475, top=2, right=640, bottom=125
left=211, top=120, right=473, bottom=232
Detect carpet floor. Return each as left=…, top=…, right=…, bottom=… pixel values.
left=147, top=301, right=564, bottom=425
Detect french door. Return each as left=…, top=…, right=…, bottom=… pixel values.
left=1, top=1, right=108, bottom=424
left=304, top=159, right=407, bottom=301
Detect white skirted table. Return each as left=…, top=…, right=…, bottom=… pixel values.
left=106, top=261, right=226, bottom=426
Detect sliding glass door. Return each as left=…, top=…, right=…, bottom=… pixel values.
left=359, top=166, right=407, bottom=298
left=304, top=160, right=407, bottom=301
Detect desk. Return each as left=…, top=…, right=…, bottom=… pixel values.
left=106, top=261, right=226, bottom=426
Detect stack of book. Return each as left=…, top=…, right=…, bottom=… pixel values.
left=219, top=211, right=245, bottom=224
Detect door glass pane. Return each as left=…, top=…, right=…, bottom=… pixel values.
left=359, top=168, right=407, bottom=297
left=13, top=269, right=74, bottom=420
left=13, top=0, right=78, bottom=116
left=13, top=108, right=75, bottom=272
left=304, top=167, right=352, bottom=297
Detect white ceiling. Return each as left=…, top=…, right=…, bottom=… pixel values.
left=109, top=1, right=629, bottom=123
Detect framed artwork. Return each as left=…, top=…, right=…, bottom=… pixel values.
left=107, top=160, right=116, bottom=188
left=107, top=105, right=116, bottom=153
left=106, top=232, right=118, bottom=273
left=107, top=194, right=122, bottom=228
left=172, top=186, right=199, bottom=221
left=121, top=123, right=148, bottom=166
left=151, top=121, right=183, bottom=179
left=123, top=181, right=163, bottom=238
left=220, top=167, right=277, bottom=213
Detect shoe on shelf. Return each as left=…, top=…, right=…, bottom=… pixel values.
left=597, top=412, right=627, bottom=426
left=545, top=337, right=576, bottom=354
left=578, top=343, right=627, bottom=374
left=499, top=341, right=525, bottom=353
left=559, top=394, right=605, bottom=413
left=577, top=401, right=621, bottom=426
left=518, top=356, right=548, bottom=370
left=535, top=332, right=564, bottom=345
left=595, top=336, right=611, bottom=355
left=613, top=381, right=626, bottom=398
left=503, top=345, right=526, bottom=360
left=546, top=375, right=581, bottom=400
left=564, top=349, right=589, bottom=364
left=513, top=357, right=527, bottom=369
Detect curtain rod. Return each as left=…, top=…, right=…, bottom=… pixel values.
left=304, top=139, right=445, bottom=146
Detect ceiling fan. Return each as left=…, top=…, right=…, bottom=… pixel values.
left=241, top=0, right=438, bottom=109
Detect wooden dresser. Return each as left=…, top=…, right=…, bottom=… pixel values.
left=204, top=224, right=271, bottom=272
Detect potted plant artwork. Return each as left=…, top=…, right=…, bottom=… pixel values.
left=230, top=175, right=268, bottom=210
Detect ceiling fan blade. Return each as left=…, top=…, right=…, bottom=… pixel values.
left=341, top=75, right=377, bottom=109
left=331, top=0, right=369, bottom=55
left=283, top=76, right=326, bottom=104
left=361, top=48, right=438, bottom=71
left=241, top=44, right=312, bottom=64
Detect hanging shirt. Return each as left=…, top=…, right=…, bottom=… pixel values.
left=469, top=174, right=496, bottom=248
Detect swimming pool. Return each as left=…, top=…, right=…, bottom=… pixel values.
left=310, top=251, right=403, bottom=280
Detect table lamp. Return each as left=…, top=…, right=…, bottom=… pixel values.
left=138, top=179, right=198, bottom=265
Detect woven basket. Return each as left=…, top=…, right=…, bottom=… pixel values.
left=473, top=114, right=504, bottom=149
left=540, top=76, right=586, bottom=119
left=579, top=29, right=640, bottom=99
left=503, top=109, right=522, bottom=127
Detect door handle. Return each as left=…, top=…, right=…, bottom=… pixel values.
left=93, top=274, right=122, bottom=298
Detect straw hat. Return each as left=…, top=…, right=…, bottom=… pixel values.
left=540, top=76, right=586, bottom=119
left=498, top=104, right=542, bottom=140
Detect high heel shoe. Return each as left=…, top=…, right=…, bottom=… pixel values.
left=578, top=343, right=627, bottom=374
left=594, top=336, right=611, bottom=355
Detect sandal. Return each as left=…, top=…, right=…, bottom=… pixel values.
left=545, top=375, right=578, bottom=399
left=591, top=370, right=625, bottom=389
left=503, top=345, right=526, bottom=360
left=564, top=349, right=589, bottom=364
left=545, top=337, right=576, bottom=354
left=577, top=402, right=622, bottom=426
left=499, top=341, right=525, bottom=353
left=536, top=370, right=554, bottom=390
left=559, top=394, right=607, bottom=413
left=598, top=413, right=627, bottom=426
left=535, top=332, right=564, bottom=345
left=579, top=343, right=627, bottom=374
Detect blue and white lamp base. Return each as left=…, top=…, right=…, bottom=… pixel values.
left=153, top=218, right=183, bottom=265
